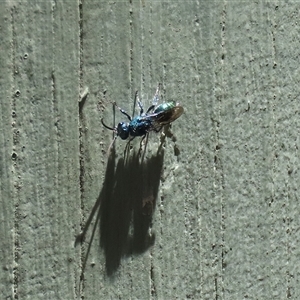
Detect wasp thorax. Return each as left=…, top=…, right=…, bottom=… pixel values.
left=117, top=122, right=129, bottom=140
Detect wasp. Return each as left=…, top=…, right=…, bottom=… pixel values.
left=101, top=85, right=184, bottom=150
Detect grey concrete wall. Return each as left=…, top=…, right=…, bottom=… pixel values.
left=1, top=1, right=299, bottom=299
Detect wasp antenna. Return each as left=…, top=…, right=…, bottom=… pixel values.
left=101, top=118, right=115, bottom=131
left=113, top=101, right=120, bottom=109
left=113, top=102, right=123, bottom=112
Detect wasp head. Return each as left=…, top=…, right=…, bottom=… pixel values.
left=117, top=122, right=129, bottom=140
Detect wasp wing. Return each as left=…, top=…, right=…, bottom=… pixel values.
left=143, top=105, right=184, bottom=132
left=152, top=106, right=184, bottom=124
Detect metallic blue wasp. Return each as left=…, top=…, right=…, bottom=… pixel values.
left=101, top=85, right=184, bottom=150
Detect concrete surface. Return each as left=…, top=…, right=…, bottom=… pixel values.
left=0, top=1, right=299, bottom=299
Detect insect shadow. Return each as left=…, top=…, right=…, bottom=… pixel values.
left=76, top=146, right=164, bottom=277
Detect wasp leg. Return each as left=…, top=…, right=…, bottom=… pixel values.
left=146, top=104, right=155, bottom=114
left=154, top=125, right=163, bottom=133
left=124, top=136, right=135, bottom=156
left=114, top=102, right=132, bottom=121
left=138, top=133, right=149, bottom=160
left=157, top=126, right=168, bottom=155
left=136, top=91, right=145, bottom=115
left=140, top=134, right=147, bottom=146
left=139, top=132, right=150, bottom=150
